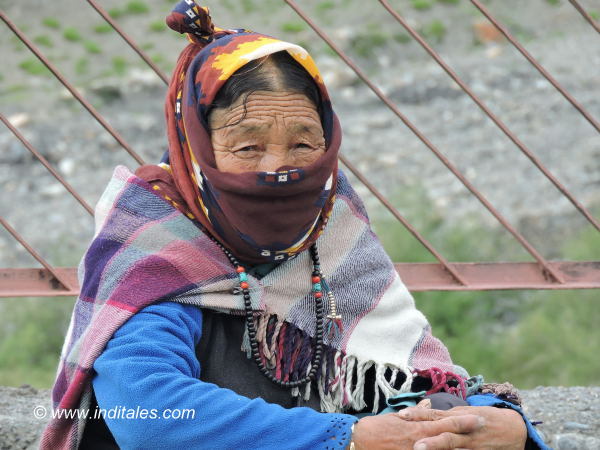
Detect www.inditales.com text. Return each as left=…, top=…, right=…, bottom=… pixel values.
left=32, top=404, right=195, bottom=420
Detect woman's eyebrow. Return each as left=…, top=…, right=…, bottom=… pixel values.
left=226, top=122, right=269, bottom=134
left=289, top=123, right=322, bottom=135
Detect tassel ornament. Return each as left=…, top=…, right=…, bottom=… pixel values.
left=321, top=276, right=343, bottom=340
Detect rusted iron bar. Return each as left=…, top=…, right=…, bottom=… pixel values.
left=2, top=261, right=598, bottom=297
left=339, top=155, right=467, bottom=285
left=379, top=0, right=599, bottom=233
left=0, top=218, right=74, bottom=292
left=569, top=0, right=600, bottom=34
left=1, top=114, right=94, bottom=216
left=395, top=261, right=600, bottom=291
left=0, top=269, right=79, bottom=297
left=470, top=0, right=600, bottom=135
left=86, top=0, right=170, bottom=85
left=284, top=0, right=566, bottom=284
left=0, top=11, right=145, bottom=166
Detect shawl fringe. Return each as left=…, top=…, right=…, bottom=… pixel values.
left=241, top=312, right=468, bottom=414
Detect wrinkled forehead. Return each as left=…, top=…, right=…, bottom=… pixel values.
left=186, top=33, right=326, bottom=108
left=209, top=92, right=324, bottom=134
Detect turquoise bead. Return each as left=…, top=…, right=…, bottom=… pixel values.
left=313, top=283, right=322, bottom=292
left=239, top=272, right=248, bottom=282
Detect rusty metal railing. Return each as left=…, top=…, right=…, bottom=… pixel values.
left=1, top=1, right=599, bottom=296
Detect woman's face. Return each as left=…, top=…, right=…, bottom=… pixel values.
left=209, top=91, right=326, bottom=173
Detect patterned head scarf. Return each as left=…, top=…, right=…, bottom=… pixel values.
left=154, top=0, right=342, bottom=265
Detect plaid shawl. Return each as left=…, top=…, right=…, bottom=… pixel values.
left=40, top=166, right=459, bottom=448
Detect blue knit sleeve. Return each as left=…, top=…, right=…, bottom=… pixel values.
left=92, top=301, right=357, bottom=450
left=466, top=394, right=549, bottom=450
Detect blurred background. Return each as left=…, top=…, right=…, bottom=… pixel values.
left=1, top=0, right=599, bottom=389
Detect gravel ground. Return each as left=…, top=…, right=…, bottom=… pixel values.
left=1, top=385, right=598, bottom=449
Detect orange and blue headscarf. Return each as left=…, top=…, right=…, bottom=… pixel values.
left=147, top=0, right=342, bottom=264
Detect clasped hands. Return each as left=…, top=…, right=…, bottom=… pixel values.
left=351, top=399, right=527, bottom=450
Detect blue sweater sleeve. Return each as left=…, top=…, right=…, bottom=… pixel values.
left=92, top=301, right=357, bottom=450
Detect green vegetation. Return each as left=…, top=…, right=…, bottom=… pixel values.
left=316, top=1, right=336, bottom=12
left=141, top=42, right=155, bottom=51
left=112, top=56, right=128, bottom=75
left=108, top=7, right=125, bottom=19
left=41, top=17, right=60, bottom=29
left=545, top=0, right=560, bottom=5
left=83, top=40, right=102, bottom=54
left=411, top=0, right=433, bottom=11
left=421, top=19, right=447, bottom=43
left=149, top=20, right=167, bottom=32
left=394, top=33, right=412, bottom=44
left=241, top=0, right=255, bottom=14
left=93, top=23, right=113, bottom=34
left=63, top=27, right=82, bottom=42
left=281, top=21, right=307, bottom=33
left=590, top=10, right=599, bottom=20
left=11, top=35, right=26, bottom=52
left=125, top=0, right=150, bottom=15
left=75, top=57, right=89, bottom=75
left=438, top=0, right=460, bottom=4
left=18, top=58, right=49, bottom=76
left=151, top=53, right=165, bottom=64
left=0, top=297, right=76, bottom=388
left=33, top=35, right=53, bottom=48
left=350, top=25, right=389, bottom=57
left=4, top=84, right=26, bottom=94
left=1, top=84, right=28, bottom=102
left=410, top=286, right=600, bottom=388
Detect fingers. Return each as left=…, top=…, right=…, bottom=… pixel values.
left=416, top=398, right=432, bottom=409
left=398, top=407, right=445, bottom=421
left=439, top=415, right=484, bottom=435
left=413, top=432, right=471, bottom=450
left=425, top=414, right=485, bottom=436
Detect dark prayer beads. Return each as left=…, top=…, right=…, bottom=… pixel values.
left=209, top=237, right=325, bottom=389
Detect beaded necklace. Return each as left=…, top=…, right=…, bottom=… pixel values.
left=211, top=237, right=342, bottom=388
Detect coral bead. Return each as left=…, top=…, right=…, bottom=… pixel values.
left=236, top=266, right=245, bottom=273
left=312, top=276, right=321, bottom=284
left=314, top=292, right=323, bottom=298
left=240, top=281, right=249, bottom=289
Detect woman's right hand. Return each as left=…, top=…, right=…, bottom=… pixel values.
left=350, top=411, right=484, bottom=450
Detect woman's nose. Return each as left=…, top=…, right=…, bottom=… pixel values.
left=256, top=146, right=292, bottom=172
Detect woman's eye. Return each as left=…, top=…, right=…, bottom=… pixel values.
left=232, top=146, right=259, bottom=158
left=234, top=146, right=257, bottom=153
left=294, top=143, right=313, bottom=150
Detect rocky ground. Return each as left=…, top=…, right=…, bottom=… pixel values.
left=0, top=385, right=598, bottom=449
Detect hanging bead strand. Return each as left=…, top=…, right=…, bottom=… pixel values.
left=211, top=236, right=326, bottom=389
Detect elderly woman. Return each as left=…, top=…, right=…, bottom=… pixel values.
left=41, top=2, right=547, bottom=449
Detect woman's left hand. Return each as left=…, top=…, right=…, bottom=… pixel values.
left=398, top=405, right=527, bottom=450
